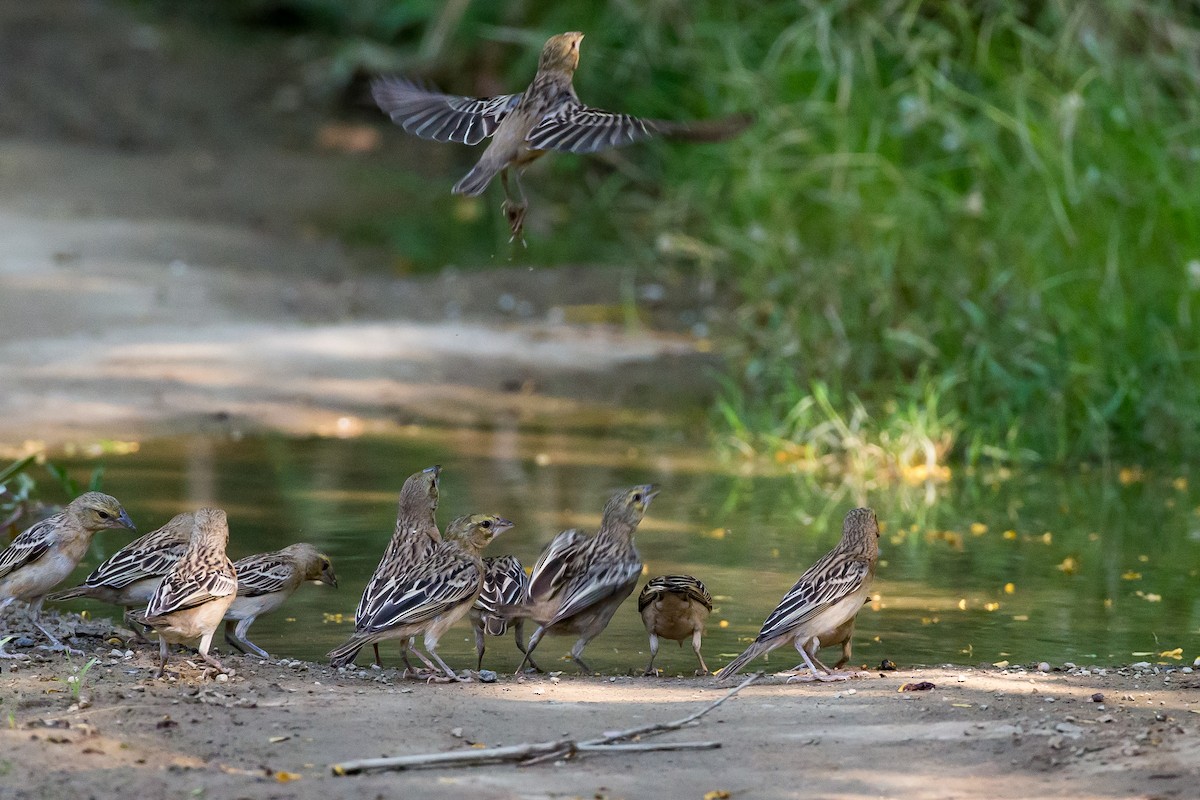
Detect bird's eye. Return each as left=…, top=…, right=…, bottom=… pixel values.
left=632, top=493, right=643, bottom=503
left=481, top=520, right=492, bottom=529
left=97, top=511, right=111, bottom=519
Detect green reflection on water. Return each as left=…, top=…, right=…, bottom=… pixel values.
left=51, top=434, right=1200, bottom=672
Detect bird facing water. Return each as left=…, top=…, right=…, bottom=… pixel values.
left=224, top=543, right=338, bottom=659
left=371, top=32, right=749, bottom=241
left=714, top=507, right=880, bottom=682
left=638, top=574, right=713, bottom=676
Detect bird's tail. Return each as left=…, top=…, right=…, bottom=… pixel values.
left=327, top=634, right=368, bottom=669
left=713, top=640, right=769, bottom=682
left=483, top=615, right=509, bottom=637
left=46, top=586, right=92, bottom=602
left=452, top=161, right=500, bottom=197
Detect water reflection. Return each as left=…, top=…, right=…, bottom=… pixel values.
left=53, top=433, right=1200, bottom=671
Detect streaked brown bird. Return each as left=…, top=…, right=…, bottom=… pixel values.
left=714, top=507, right=880, bottom=683
left=137, top=508, right=238, bottom=677
left=469, top=554, right=540, bottom=671
left=638, top=574, right=713, bottom=676
left=0, top=491, right=135, bottom=657
left=371, top=31, right=750, bottom=241
left=224, top=543, right=338, bottom=659
left=48, top=511, right=192, bottom=637
left=328, top=513, right=510, bottom=680
left=504, top=485, right=657, bottom=674
left=354, top=465, right=441, bottom=669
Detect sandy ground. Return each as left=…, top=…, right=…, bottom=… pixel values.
left=1, top=614, right=1198, bottom=800
left=3, top=3, right=1200, bottom=799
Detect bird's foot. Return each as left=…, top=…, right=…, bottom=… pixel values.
left=36, top=641, right=85, bottom=657
left=694, top=668, right=710, bottom=677
left=785, top=669, right=851, bottom=683
left=503, top=201, right=527, bottom=245
left=643, top=668, right=661, bottom=677
left=0, top=636, right=31, bottom=659
left=402, top=666, right=438, bottom=681
left=426, top=670, right=470, bottom=684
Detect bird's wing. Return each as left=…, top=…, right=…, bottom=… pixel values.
left=0, top=516, right=61, bottom=580
left=233, top=553, right=295, bottom=598
left=146, top=564, right=238, bottom=617
left=85, top=532, right=188, bottom=589
left=371, top=77, right=521, bottom=146
left=546, top=556, right=642, bottom=628
left=526, top=528, right=590, bottom=602
left=754, top=551, right=871, bottom=643
left=526, top=99, right=661, bottom=153
left=639, top=575, right=712, bottom=612
left=476, top=556, right=527, bottom=613
left=358, top=549, right=480, bottom=633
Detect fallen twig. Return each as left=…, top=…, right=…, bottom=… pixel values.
left=330, top=672, right=761, bottom=776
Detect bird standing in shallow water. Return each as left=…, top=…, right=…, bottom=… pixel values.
left=1, top=491, right=135, bottom=657
left=638, top=574, right=712, bottom=676
left=138, top=508, right=238, bottom=678
left=371, top=32, right=750, bottom=242
left=328, top=513, right=510, bottom=680
left=224, top=543, right=338, bottom=659
left=504, top=485, right=657, bottom=674
left=49, top=511, right=192, bottom=638
left=714, top=507, right=880, bottom=683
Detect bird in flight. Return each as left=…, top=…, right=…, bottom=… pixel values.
left=371, top=31, right=750, bottom=242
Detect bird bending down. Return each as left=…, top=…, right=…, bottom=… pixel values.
left=371, top=32, right=751, bottom=242
left=136, top=508, right=238, bottom=678
left=504, top=485, right=658, bottom=675
left=638, top=574, right=713, bottom=676
left=714, top=508, right=880, bottom=683
left=470, top=554, right=540, bottom=672
left=48, top=511, right=192, bottom=638
left=352, top=465, right=441, bottom=671
left=224, top=543, right=338, bottom=659
left=1, top=492, right=135, bottom=657
left=327, top=514, right=510, bottom=680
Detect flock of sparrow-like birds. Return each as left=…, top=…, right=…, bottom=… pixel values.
left=0, top=465, right=880, bottom=682
left=0, top=33, right=862, bottom=681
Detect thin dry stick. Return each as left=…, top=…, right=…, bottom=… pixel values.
left=330, top=672, right=761, bottom=776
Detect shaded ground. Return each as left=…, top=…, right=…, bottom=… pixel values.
left=1, top=614, right=1198, bottom=800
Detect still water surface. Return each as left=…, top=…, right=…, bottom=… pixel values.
left=53, top=431, right=1200, bottom=672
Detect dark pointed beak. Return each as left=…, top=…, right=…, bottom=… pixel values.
left=494, top=518, right=515, bottom=536
left=118, top=509, right=136, bottom=531
left=424, top=465, right=442, bottom=478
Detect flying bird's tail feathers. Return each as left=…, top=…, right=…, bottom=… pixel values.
left=452, top=162, right=500, bottom=197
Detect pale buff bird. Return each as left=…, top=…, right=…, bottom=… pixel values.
left=714, top=507, right=880, bottom=682
left=505, top=485, right=657, bottom=674
left=0, top=492, right=135, bottom=656
left=48, top=511, right=192, bottom=637
left=371, top=32, right=750, bottom=241
left=638, top=574, right=713, bottom=676
left=470, top=554, right=540, bottom=672
left=138, top=508, right=238, bottom=677
left=354, top=465, right=441, bottom=669
left=328, top=514, right=510, bottom=679
left=224, top=543, right=338, bottom=659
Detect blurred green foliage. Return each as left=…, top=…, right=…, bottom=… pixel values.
left=166, top=0, right=1200, bottom=466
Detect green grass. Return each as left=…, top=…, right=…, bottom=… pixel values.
left=167, top=1, right=1200, bottom=468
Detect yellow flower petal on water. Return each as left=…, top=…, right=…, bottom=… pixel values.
left=1056, top=556, right=1079, bottom=574
left=1041, top=532, right=1053, bottom=544
left=707, top=527, right=727, bottom=539
left=957, top=598, right=968, bottom=611
left=1003, top=530, right=1017, bottom=540
left=1104, top=598, right=1113, bottom=608
left=1138, top=554, right=1149, bottom=563
left=970, top=522, right=988, bottom=535
left=1172, top=477, right=1188, bottom=491
left=718, top=620, right=729, bottom=628
left=993, top=660, right=1010, bottom=668
left=1159, top=648, right=1184, bottom=660
left=1004, top=582, right=1015, bottom=594
left=984, top=602, right=1000, bottom=612
left=1011, top=614, right=1029, bottom=621
left=1121, top=571, right=1142, bottom=581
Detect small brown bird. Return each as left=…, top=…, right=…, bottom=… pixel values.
left=328, top=513, right=510, bottom=679
left=0, top=491, right=135, bottom=656
left=470, top=554, right=540, bottom=671
left=138, top=508, right=238, bottom=677
left=714, top=508, right=880, bottom=682
left=505, top=485, right=657, bottom=674
left=638, top=574, right=713, bottom=676
left=48, top=511, right=192, bottom=637
left=354, top=465, right=441, bottom=668
left=224, top=543, right=338, bottom=659
left=372, top=32, right=750, bottom=241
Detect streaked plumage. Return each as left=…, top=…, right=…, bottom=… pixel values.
left=137, top=508, right=238, bottom=677
left=224, top=543, right=338, bottom=659
left=638, top=575, right=713, bottom=676
left=505, top=485, right=657, bottom=674
left=0, top=492, right=135, bottom=656
left=714, top=508, right=880, bottom=683
left=354, top=465, right=441, bottom=668
left=372, top=32, right=750, bottom=241
left=328, top=514, right=510, bottom=679
left=48, top=512, right=192, bottom=635
left=470, top=554, right=540, bottom=671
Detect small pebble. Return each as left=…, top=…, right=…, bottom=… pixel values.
left=1090, top=693, right=1105, bottom=703
left=1037, top=662, right=1051, bottom=673
left=478, top=670, right=497, bottom=683
left=216, top=674, right=229, bottom=683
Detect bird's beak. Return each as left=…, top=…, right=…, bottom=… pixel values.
left=493, top=518, right=515, bottom=536
left=643, top=486, right=660, bottom=506
left=118, top=509, right=136, bottom=531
